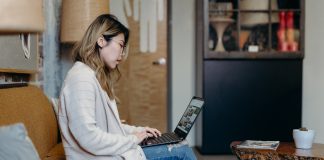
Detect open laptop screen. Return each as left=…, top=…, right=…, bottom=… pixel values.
left=174, top=97, right=204, bottom=138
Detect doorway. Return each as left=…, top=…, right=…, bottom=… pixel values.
left=115, top=0, right=169, bottom=132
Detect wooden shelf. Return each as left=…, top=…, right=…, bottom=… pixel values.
left=269, top=9, right=301, bottom=12
left=0, top=68, right=37, bottom=74
left=205, top=0, right=304, bottom=60
left=209, top=9, right=302, bottom=12
left=205, top=51, right=304, bottom=60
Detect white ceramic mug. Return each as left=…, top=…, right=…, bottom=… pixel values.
left=293, top=129, right=315, bottom=149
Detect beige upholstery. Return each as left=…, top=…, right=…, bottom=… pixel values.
left=0, top=85, right=65, bottom=160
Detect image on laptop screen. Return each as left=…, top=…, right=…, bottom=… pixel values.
left=176, top=99, right=203, bottom=133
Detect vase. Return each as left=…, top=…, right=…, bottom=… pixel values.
left=293, top=129, right=315, bottom=149
left=210, top=17, right=234, bottom=52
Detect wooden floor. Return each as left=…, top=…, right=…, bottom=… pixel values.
left=193, top=148, right=237, bottom=160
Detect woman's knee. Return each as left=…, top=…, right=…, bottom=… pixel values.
left=168, top=144, right=196, bottom=160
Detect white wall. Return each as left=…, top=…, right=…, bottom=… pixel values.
left=171, top=0, right=196, bottom=146
left=303, top=0, right=324, bottom=143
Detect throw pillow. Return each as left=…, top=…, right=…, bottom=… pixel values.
left=0, top=123, right=40, bottom=160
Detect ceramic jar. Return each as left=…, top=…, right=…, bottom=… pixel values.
left=293, top=129, right=315, bottom=149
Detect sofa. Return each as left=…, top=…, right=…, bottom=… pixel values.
left=0, top=85, right=65, bottom=160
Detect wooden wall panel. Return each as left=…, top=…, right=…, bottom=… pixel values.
left=115, top=0, right=168, bottom=132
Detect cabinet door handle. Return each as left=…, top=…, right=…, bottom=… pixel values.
left=152, top=58, right=166, bottom=65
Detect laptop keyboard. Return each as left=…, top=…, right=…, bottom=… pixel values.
left=140, top=132, right=182, bottom=147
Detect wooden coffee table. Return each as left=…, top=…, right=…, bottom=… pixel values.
left=231, top=141, right=324, bottom=160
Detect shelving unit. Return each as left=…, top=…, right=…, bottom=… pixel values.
left=203, top=0, right=304, bottom=59
left=195, top=0, right=304, bottom=154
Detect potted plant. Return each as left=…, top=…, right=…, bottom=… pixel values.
left=293, top=127, right=315, bottom=149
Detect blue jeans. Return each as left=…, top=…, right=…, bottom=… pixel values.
left=142, top=141, right=197, bottom=160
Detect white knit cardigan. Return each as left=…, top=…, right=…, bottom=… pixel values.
left=58, top=62, right=146, bottom=160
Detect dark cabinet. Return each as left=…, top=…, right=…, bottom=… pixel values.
left=195, top=0, right=304, bottom=154
left=196, top=60, right=302, bottom=154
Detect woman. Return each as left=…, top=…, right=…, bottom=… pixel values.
left=58, top=14, right=196, bottom=160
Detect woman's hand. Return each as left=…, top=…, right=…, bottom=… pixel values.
left=134, top=131, right=148, bottom=144
left=133, top=127, right=162, bottom=144
left=143, top=127, right=161, bottom=138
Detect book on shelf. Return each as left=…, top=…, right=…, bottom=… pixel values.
left=236, top=140, right=280, bottom=150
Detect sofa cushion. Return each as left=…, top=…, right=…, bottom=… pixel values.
left=44, top=143, right=65, bottom=160
left=0, top=85, right=59, bottom=159
left=0, top=123, right=40, bottom=160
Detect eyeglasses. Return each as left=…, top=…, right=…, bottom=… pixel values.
left=110, top=39, right=126, bottom=56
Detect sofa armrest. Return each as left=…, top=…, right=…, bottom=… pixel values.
left=44, top=143, right=65, bottom=160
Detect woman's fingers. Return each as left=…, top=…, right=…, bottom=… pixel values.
left=133, top=127, right=163, bottom=144
left=144, top=127, right=162, bottom=137
left=146, top=133, right=153, bottom=138
left=144, top=127, right=156, bottom=137
left=153, top=128, right=162, bottom=136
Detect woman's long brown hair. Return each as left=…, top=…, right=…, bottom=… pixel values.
left=72, top=14, right=129, bottom=100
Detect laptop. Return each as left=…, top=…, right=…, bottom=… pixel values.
left=140, top=96, right=204, bottom=148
